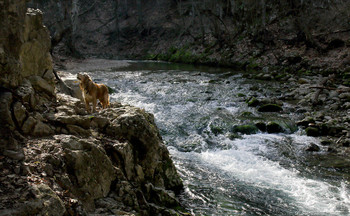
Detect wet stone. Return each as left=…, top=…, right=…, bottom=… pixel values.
left=305, top=127, right=319, bottom=137
left=246, top=97, right=260, bottom=107
left=305, top=143, right=321, bottom=152
left=255, top=122, right=267, bottom=132
left=258, top=104, right=283, bottom=112
left=320, top=140, right=333, bottom=146
left=266, top=122, right=284, bottom=133
left=232, top=124, right=259, bottom=135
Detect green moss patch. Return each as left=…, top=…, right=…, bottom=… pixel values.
left=232, top=124, right=259, bottom=135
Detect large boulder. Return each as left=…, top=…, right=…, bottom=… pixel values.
left=104, top=106, right=183, bottom=193
left=60, top=135, right=116, bottom=209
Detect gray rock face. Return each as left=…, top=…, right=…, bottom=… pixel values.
left=17, top=100, right=184, bottom=214
left=1, top=0, right=55, bottom=147
left=1, top=4, right=53, bottom=88
left=3, top=97, right=184, bottom=215
left=1, top=1, right=184, bottom=215
left=59, top=135, right=116, bottom=209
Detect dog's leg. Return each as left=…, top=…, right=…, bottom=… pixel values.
left=85, top=99, right=91, bottom=113
left=101, top=98, right=107, bottom=109
left=92, top=99, right=97, bottom=113
left=101, top=92, right=109, bottom=109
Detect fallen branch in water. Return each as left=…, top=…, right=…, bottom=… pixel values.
left=336, top=135, right=344, bottom=144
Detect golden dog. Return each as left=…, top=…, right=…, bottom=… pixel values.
left=77, top=73, right=109, bottom=113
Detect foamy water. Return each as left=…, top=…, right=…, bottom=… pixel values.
left=83, top=61, right=350, bottom=215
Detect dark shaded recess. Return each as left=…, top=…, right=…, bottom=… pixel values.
left=130, top=136, right=148, bottom=161
left=327, top=39, right=345, bottom=50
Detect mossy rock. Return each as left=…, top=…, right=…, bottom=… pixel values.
left=246, top=97, right=260, bottom=107
left=258, top=104, right=283, bottom=112
left=232, top=124, right=259, bottom=135
left=228, top=133, right=243, bottom=140
left=240, top=111, right=254, bottom=117
left=305, top=127, right=319, bottom=137
left=209, top=123, right=225, bottom=135
left=255, top=122, right=267, bottom=132
left=266, top=122, right=284, bottom=133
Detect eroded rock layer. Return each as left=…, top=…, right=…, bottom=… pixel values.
left=0, top=1, right=184, bottom=215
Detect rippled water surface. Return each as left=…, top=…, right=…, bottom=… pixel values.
left=89, top=61, right=350, bottom=215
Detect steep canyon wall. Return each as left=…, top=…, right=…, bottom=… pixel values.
left=28, top=0, right=350, bottom=72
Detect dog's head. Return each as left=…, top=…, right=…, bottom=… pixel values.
left=77, top=73, right=92, bottom=84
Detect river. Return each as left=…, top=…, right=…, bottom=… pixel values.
left=86, top=60, right=350, bottom=215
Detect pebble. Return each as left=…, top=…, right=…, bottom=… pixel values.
left=329, top=91, right=339, bottom=98
left=298, top=78, right=309, bottom=84
left=344, top=102, right=350, bottom=109
left=339, top=93, right=350, bottom=100
left=324, top=116, right=332, bottom=121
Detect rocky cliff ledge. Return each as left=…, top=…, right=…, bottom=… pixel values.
left=0, top=1, right=184, bottom=215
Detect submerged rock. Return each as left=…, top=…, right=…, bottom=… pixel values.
left=246, top=97, right=260, bottom=107
left=255, top=122, right=267, bottom=132
left=266, top=122, right=284, bottom=133
left=305, top=127, right=319, bottom=137
left=305, top=143, right=321, bottom=152
left=258, top=104, right=283, bottom=112
left=232, top=124, right=259, bottom=135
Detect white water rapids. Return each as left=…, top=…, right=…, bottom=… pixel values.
left=82, top=61, right=350, bottom=215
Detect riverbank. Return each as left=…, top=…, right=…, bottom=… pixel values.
left=29, top=1, right=350, bottom=78
left=1, top=62, right=187, bottom=215
left=64, top=59, right=350, bottom=215
left=56, top=58, right=350, bottom=156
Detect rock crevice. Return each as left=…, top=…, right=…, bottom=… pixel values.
left=0, top=1, right=184, bottom=215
